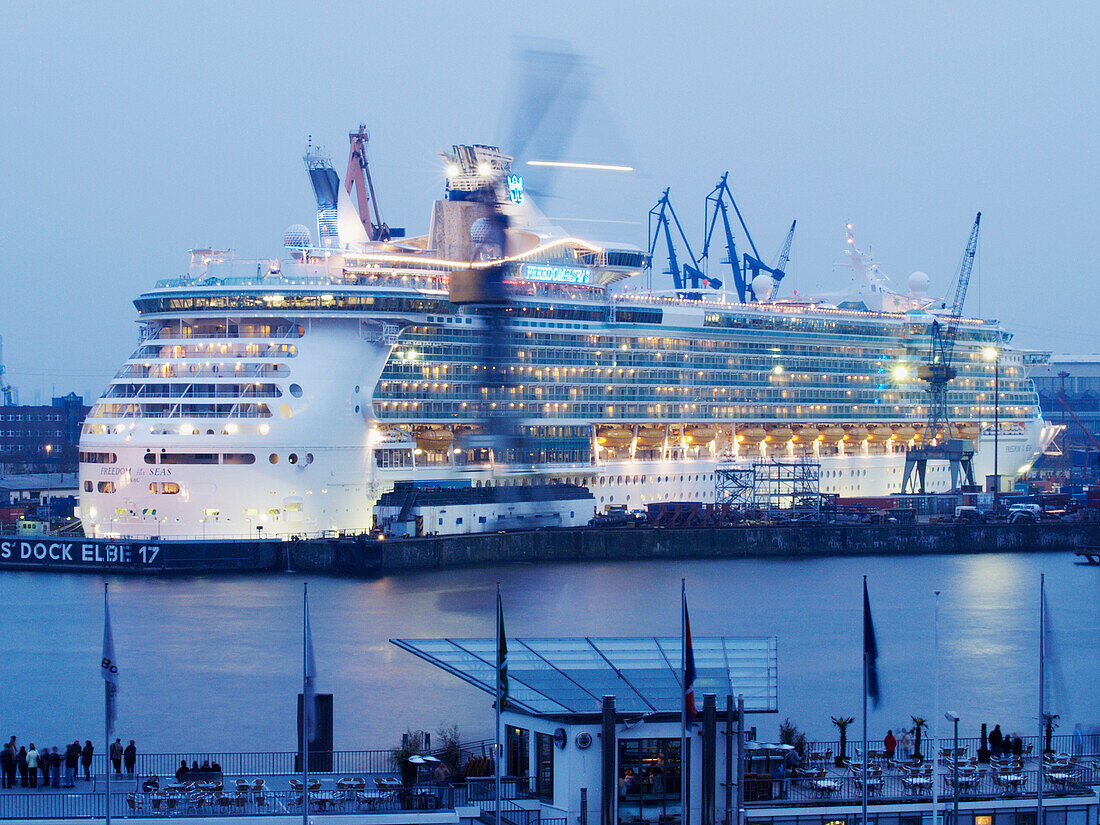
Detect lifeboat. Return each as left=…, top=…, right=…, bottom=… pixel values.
left=766, top=426, right=794, bottom=444
left=635, top=427, right=665, bottom=447
left=956, top=423, right=981, bottom=440
left=597, top=427, right=632, bottom=446
left=866, top=425, right=894, bottom=443
left=415, top=427, right=453, bottom=452
left=738, top=427, right=767, bottom=444
left=818, top=426, right=846, bottom=443
left=892, top=425, right=918, bottom=442
left=685, top=426, right=717, bottom=445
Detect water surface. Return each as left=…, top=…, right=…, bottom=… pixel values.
left=1, top=551, right=1095, bottom=753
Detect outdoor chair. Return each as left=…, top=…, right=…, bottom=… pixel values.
left=251, top=778, right=266, bottom=792
left=290, top=779, right=304, bottom=792
left=351, top=777, right=367, bottom=791
left=216, top=794, right=232, bottom=809
left=337, top=776, right=353, bottom=789
left=255, top=794, right=267, bottom=808
left=126, top=793, right=142, bottom=811
left=235, top=779, right=250, bottom=792
left=150, top=795, right=162, bottom=813
left=234, top=793, right=247, bottom=809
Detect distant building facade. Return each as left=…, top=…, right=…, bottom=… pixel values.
left=1031, top=357, right=1100, bottom=476
left=0, top=393, right=89, bottom=473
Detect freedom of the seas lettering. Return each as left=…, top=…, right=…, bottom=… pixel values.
left=0, top=540, right=161, bottom=566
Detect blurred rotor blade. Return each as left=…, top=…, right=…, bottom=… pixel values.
left=501, top=43, right=590, bottom=200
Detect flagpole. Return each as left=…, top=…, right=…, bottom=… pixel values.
left=681, top=578, right=689, bottom=825
left=104, top=583, right=111, bottom=825
left=932, top=590, right=940, bottom=825
left=302, top=583, right=309, bottom=825
left=861, top=575, right=868, bottom=825
left=1037, top=574, right=1045, bottom=825
left=495, top=581, right=502, bottom=825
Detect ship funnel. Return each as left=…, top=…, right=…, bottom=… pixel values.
left=303, top=145, right=369, bottom=249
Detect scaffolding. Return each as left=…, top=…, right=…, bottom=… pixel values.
left=715, top=459, right=823, bottom=519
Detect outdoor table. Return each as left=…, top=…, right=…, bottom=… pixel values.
left=310, top=792, right=336, bottom=811
left=811, top=779, right=840, bottom=797
left=999, top=773, right=1026, bottom=792
left=902, top=777, right=932, bottom=795
left=856, top=778, right=884, bottom=796
left=1046, top=771, right=1075, bottom=788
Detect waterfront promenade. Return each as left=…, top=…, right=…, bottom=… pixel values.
left=0, top=741, right=1095, bottom=821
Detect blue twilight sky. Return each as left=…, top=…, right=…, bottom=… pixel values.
left=0, top=0, right=1097, bottom=403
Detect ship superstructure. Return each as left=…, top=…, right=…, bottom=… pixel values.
left=76, top=137, right=1058, bottom=539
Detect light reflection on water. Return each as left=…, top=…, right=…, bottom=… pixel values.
left=1, top=551, right=1097, bottom=753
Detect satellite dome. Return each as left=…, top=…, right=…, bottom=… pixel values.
left=908, top=271, right=930, bottom=295
left=470, top=217, right=496, bottom=245
left=752, top=273, right=774, bottom=301
left=284, top=224, right=312, bottom=249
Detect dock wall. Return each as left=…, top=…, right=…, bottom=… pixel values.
left=3, top=523, right=1096, bottom=577
left=291, top=522, right=1100, bottom=575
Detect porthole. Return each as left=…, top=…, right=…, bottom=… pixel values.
left=288, top=453, right=298, bottom=465
left=305, top=453, right=314, bottom=465
left=354, top=405, right=360, bottom=414
left=269, top=453, right=279, bottom=464
left=289, top=384, right=303, bottom=398
left=280, top=404, right=293, bottom=419
left=355, top=385, right=360, bottom=394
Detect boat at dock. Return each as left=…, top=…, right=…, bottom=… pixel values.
left=76, top=132, right=1058, bottom=539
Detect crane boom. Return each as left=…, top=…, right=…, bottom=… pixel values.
left=767, top=220, right=797, bottom=301
left=941, top=211, right=982, bottom=365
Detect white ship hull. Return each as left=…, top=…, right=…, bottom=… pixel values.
left=76, top=140, right=1059, bottom=540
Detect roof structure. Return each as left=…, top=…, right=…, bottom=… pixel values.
left=391, top=636, right=777, bottom=716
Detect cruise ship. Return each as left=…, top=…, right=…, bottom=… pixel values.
left=76, top=134, right=1059, bottom=539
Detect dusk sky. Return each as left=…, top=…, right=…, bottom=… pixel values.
left=2, top=1, right=1097, bottom=402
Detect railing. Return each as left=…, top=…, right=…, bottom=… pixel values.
left=744, top=768, right=1093, bottom=806
left=0, top=775, right=519, bottom=819
left=85, top=740, right=497, bottom=780
left=804, top=732, right=1100, bottom=762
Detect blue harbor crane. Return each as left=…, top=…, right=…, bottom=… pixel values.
left=647, top=189, right=716, bottom=299
left=699, top=173, right=795, bottom=303
left=767, top=221, right=797, bottom=301
left=902, top=212, right=982, bottom=494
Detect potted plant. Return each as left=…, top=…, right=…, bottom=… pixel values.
left=831, top=716, right=854, bottom=767
left=910, top=717, right=928, bottom=761
left=392, top=730, right=426, bottom=790
left=436, top=725, right=463, bottom=776
left=779, top=718, right=808, bottom=759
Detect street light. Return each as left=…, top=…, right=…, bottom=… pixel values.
left=983, top=348, right=1000, bottom=508
left=945, top=712, right=960, bottom=825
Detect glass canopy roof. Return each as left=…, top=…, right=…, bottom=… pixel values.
left=391, top=637, right=777, bottom=716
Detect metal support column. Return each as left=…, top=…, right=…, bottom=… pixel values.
left=601, top=696, right=616, bottom=825
left=702, top=694, right=717, bottom=825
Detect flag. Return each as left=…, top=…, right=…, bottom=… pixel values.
left=684, top=594, right=698, bottom=728
left=497, top=590, right=509, bottom=706
left=863, top=579, right=880, bottom=708
left=101, top=588, right=119, bottom=736
left=304, top=589, right=317, bottom=740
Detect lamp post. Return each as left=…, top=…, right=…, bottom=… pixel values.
left=983, top=348, right=1000, bottom=509
left=945, top=712, right=960, bottom=825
